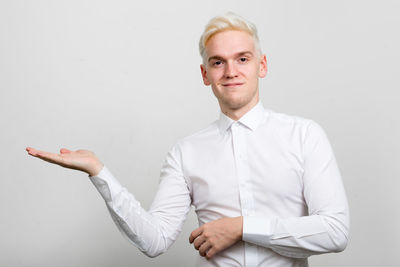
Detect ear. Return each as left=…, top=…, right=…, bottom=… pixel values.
left=200, top=64, right=211, bottom=86
left=258, top=54, right=267, bottom=78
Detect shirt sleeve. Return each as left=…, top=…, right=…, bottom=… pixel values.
left=242, top=121, right=350, bottom=258
left=89, top=144, right=192, bottom=258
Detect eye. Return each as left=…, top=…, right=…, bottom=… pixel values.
left=213, top=60, right=223, bottom=66
left=239, top=57, right=248, bottom=63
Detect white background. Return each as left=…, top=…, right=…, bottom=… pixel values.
left=0, top=0, right=399, bottom=266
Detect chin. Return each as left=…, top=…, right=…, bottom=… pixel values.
left=224, top=100, right=248, bottom=110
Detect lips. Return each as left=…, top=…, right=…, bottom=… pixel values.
left=221, top=82, right=244, bottom=88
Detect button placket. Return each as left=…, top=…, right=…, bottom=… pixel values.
left=231, top=123, right=245, bottom=210
left=231, top=123, right=255, bottom=214
left=231, top=122, right=258, bottom=266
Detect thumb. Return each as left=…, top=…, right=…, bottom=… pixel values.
left=60, top=148, right=72, bottom=154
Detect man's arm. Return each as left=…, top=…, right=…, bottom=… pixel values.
left=26, top=145, right=192, bottom=257
left=241, top=121, right=349, bottom=257
left=189, top=216, right=243, bottom=259
left=189, top=121, right=349, bottom=259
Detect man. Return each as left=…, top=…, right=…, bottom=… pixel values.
left=26, top=13, right=349, bottom=267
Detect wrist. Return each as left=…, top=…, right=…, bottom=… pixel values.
left=88, top=161, right=104, bottom=177
left=235, top=216, right=243, bottom=240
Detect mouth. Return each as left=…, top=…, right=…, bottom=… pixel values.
left=221, top=82, right=244, bottom=88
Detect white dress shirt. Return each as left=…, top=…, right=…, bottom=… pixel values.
left=90, top=101, right=349, bottom=267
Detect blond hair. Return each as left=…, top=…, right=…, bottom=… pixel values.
left=199, top=12, right=261, bottom=63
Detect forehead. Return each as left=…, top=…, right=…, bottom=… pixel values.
left=205, top=30, right=256, bottom=59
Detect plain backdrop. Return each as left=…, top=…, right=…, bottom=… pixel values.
left=1, top=0, right=399, bottom=266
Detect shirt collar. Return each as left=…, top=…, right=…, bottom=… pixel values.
left=217, top=101, right=266, bottom=134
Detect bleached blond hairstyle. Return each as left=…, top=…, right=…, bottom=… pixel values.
left=199, top=12, right=261, bottom=64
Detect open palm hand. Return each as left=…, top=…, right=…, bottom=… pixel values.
left=26, top=147, right=103, bottom=176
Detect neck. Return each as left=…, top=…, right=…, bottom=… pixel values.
left=220, top=97, right=259, bottom=121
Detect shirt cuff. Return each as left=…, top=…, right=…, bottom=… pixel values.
left=242, top=216, right=273, bottom=247
left=89, top=165, right=123, bottom=203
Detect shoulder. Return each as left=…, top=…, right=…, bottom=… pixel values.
left=168, top=120, right=219, bottom=153
left=262, top=109, right=330, bottom=145
left=264, top=109, right=315, bottom=131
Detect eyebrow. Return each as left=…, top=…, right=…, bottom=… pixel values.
left=208, top=51, right=254, bottom=63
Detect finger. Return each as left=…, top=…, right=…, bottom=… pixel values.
left=198, top=241, right=212, bottom=257
left=60, top=148, right=71, bottom=154
left=26, top=147, right=45, bottom=157
left=193, top=235, right=206, bottom=250
left=35, top=151, right=65, bottom=165
left=189, top=227, right=203, bottom=243
left=206, top=247, right=218, bottom=260
left=26, top=147, right=37, bottom=155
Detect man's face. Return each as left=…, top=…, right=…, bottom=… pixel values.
left=201, top=30, right=267, bottom=113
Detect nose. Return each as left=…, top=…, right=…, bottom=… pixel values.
left=224, top=60, right=238, bottom=79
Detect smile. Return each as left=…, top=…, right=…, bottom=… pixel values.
left=221, top=82, right=244, bottom=88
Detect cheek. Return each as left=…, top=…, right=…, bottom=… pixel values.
left=208, top=70, right=223, bottom=84
left=247, top=66, right=260, bottom=80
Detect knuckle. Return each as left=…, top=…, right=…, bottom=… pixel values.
left=206, top=250, right=214, bottom=259
left=214, top=244, right=221, bottom=251
left=199, top=248, right=205, bottom=255
left=190, top=233, right=196, bottom=240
